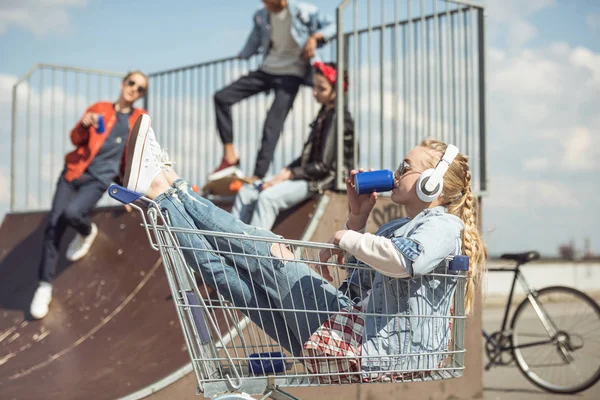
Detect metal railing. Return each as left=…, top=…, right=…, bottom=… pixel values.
left=9, top=64, right=126, bottom=211
left=143, top=51, right=337, bottom=191
left=9, top=0, right=486, bottom=212
left=145, top=0, right=486, bottom=192
left=335, top=0, right=486, bottom=191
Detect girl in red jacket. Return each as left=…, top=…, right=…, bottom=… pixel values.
left=30, top=71, right=148, bottom=320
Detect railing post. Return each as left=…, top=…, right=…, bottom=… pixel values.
left=335, top=4, right=345, bottom=191
left=477, top=8, right=487, bottom=193
left=10, top=84, right=18, bottom=212
left=144, top=87, right=149, bottom=112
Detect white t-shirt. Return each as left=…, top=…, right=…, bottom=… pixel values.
left=260, top=8, right=307, bottom=78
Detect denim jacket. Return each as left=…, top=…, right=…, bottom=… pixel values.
left=343, top=206, right=463, bottom=372
left=239, top=1, right=336, bottom=85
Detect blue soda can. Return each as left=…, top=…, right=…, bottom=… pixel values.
left=96, top=115, right=105, bottom=133
left=354, top=169, right=395, bottom=194
left=248, top=351, right=286, bottom=375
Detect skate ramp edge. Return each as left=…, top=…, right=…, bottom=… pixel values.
left=0, top=207, right=189, bottom=400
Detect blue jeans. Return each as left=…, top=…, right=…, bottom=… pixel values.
left=155, top=179, right=352, bottom=357
left=231, top=180, right=312, bottom=230
left=39, top=171, right=107, bottom=282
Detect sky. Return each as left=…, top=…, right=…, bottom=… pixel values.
left=0, top=0, right=599, bottom=257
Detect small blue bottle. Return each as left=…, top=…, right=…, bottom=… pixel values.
left=96, top=115, right=105, bottom=134
left=354, top=170, right=395, bottom=194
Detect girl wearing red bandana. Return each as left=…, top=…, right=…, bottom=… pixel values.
left=231, top=62, right=355, bottom=231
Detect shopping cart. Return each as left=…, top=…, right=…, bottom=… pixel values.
left=109, top=184, right=469, bottom=400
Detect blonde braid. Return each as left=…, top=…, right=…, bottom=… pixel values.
left=420, top=139, right=487, bottom=315
left=448, top=164, right=487, bottom=314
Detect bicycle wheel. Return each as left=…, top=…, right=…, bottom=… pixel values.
left=511, top=286, right=600, bottom=394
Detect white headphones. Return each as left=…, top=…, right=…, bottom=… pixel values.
left=416, top=144, right=459, bottom=202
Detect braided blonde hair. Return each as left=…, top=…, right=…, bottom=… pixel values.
left=419, top=139, right=487, bottom=314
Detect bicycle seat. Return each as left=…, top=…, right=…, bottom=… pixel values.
left=500, top=251, right=540, bottom=264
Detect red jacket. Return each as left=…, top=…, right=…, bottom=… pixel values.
left=64, top=102, right=147, bottom=183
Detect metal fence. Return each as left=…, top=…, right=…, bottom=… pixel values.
left=145, top=0, right=486, bottom=193
left=8, top=0, right=486, bottom=212
left=9, top=64, right=126, bottom=212
left=335, top=0, right=487, bottom=191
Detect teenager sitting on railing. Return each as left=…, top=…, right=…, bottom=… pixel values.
left=29, top=71, right=148, bottom=320
left=231, top=61, right=354, bottom=230
left=210, top=0, right=336, bottom=182
left=118, top=113, right=487, bottom=380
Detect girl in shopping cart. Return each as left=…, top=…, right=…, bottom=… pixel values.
left=119, top=113, right=486, bottom=381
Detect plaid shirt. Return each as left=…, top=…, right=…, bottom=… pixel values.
left=302, top=305, right=365, bottom=384
left=302, top=305, right=455, bottom=383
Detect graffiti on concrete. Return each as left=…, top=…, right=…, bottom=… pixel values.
left=372, top=203, right=404, bottom=228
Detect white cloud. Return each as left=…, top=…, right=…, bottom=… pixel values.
left=506, top=20, right=538, bottom=50
left=484, top=0, right=556, bottom=22
left=486, top=175, right=580, bottom=210
left=481, top=0, right=600, bottom=255
left=569, top=46, right=600, bottom=87
left=487, top=43, right=600, bottom=146
left=561, top=127, right=599, bottom=172
left=484, top=0, right=556, bottom=53
left=0, top=74, right=17, bottom=124
left=0, top=0, right=89, bottom=37
left=523, top=157, right=549, bottom=171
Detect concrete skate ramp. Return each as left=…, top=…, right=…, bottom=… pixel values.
left=0, top=196, right=323, bottom=400
left=0, top=207, right=189, bottom=400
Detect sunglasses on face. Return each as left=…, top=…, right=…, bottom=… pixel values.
left=126, top=79, right=146, bottom=95
left=394, top=160, right=422, bottom=183
left=395, top=161, right=412, bottom=179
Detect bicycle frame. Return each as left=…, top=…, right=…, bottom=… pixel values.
left=483, top=262, right=561, bottom=370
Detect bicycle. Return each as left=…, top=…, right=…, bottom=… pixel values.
left=482, top=251, right=600, bottom=394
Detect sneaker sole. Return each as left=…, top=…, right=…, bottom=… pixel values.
left=124, top=114, right=151, bottom=192
left=66, top=223, right=98, bottom=262
left=207, top=165, right=243, bottom=182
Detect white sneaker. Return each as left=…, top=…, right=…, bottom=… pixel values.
left=30, top=282, right=53, bottom=319
left=66, top=222, right=98, bottom=262
left=123, top=114, right=171, bottom=195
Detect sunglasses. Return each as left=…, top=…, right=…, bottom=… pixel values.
left=394, top=161, right=421, bottom=182
left=126, top=79, right=146, bottom=95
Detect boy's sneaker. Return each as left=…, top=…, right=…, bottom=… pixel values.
left=66, top=222, right=98, bottom=261
left=124, top=114, right=170, bottom=195
left=30, top=282, right=53, bottom=320
left=208, top=158, right=242, bottom=182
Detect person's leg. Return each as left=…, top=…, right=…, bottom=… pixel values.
left=250, top=180, right=312, bottom=230
left=63, top=176, right=107, bottom=261
left=156, top=185, right=304, bottom=355
left=230, top=183, right=259, bottom=224
left=32, top=173, right=74, bottom=319
left=253, top=75, right=302, bottom=178
left=158, top=178, right=352, bottom=351
left=214, top=70, right=271, bottom=163
left=38, top=174, right=75, bottom=283
left=63, top=176, right=106, bottom=235
left=123, top=117, right=352, bottom=352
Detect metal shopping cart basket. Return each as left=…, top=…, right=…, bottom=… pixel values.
left=109, top=184, right=469, bottom=400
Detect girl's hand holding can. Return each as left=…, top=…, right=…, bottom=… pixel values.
left=80, top=112, right=98, bottom=128
left=346, top=169, right=377, bottom=221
